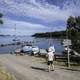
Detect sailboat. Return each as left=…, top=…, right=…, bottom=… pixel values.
left=13, top=24, right=20, bottom=42
left=39, top=32, right=55, bottom=56
left=48, top=31, right=55, bottom=53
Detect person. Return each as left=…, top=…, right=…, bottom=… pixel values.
left=46, top=48, right=55, bottom=72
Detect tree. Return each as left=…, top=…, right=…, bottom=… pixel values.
left=67, top=16, right=80, bottom=53
left=0, top=13, right=3, bottom=24
left=67, top=16, right=76, bottom=29
left=75, top=16, right=80, bottom=30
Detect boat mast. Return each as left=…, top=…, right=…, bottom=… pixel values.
left=13, top=23, right=16, bottom=41
left=14, top=23, right=16, bottom=40
left=49, top=27, right=52, bottom=47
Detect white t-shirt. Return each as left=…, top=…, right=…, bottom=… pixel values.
left=47, top=51, right=54, bottom=61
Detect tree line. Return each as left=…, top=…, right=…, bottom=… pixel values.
left=32, top=31, right=66, bottom=39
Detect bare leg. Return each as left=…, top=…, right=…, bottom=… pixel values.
left=48, top=65, right=50, bottom=72
left=51, top=64, right=54, bottom=71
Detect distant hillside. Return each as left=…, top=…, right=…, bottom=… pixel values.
left=0, top=35, right=10, bottom=36
left=32, top=31, right=66, bottom=38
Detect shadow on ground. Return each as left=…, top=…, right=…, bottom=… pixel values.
left=59, top=67, right=80, bottom=72
left=31, top=66, right=48, bottom=72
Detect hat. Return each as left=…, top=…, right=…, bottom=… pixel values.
left=48, top=48, right=52, bottom=52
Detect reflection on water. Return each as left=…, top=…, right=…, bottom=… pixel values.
left=0, top=36, right=64, bottom=54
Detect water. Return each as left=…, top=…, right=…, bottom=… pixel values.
left=0, top=36, right=64, bottom=54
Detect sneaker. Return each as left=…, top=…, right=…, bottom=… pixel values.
left=51, top=69, right=54, bottom=71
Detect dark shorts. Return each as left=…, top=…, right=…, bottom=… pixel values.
left=47, top=61, right=53, bottom=65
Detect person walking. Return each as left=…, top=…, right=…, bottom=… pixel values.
left=46, top=47, right=55, bottom=72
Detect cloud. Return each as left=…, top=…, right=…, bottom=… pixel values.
left=1, top=18, right=52, bottom=35
left=0, top=0, right=80, bottom=21
left=0, top=0, right=73, bottom=22
left=1, top=18, right=65, bottom=35
left=0, top=0, right=80, bottom=35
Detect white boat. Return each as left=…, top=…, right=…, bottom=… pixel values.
left=13, top=38, right=20, bottom=42
left=39, top=49, right=47, bottom=56
left=32, top=46, right=39, bottom=55
left=22, top=45, right=32, bottom=53
left=22, top=45, right=39, bottom=55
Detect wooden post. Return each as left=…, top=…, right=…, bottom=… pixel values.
left=67, top=45, right=70, bottom=67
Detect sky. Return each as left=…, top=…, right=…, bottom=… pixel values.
left=0, top=0, right=80, bottom=35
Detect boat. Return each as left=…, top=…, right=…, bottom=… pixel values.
left=48, top=31, right=55, bottom=53
left=39, top=49, right=47, bottom=56
left=22, top=45, right=39, bottom=55
left=13, top=38, right=20, bottom=42
left=32, top=46, right=39, bottom=55
left=12, top=24, right=20, bottom=42
left=22, top=45, right=32, bottom=52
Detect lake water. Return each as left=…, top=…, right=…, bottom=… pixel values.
left=0, top=36, right=64, bottom=54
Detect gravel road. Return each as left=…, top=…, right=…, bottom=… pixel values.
left=0, top=54, right=80, bottom=80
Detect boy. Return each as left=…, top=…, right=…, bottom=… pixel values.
left=46, top=48, right=55, bottom=72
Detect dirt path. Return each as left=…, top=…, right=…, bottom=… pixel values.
left=0, top=54, right=80, bottom=80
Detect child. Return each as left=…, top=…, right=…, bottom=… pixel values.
left=46, top=48, right=54, bottom=72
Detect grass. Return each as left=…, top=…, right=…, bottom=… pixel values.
left=0, top=66, right=15, bottom=80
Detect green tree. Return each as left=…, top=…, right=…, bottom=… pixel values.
left=67, top=16, right=80, bottom=53
left=75, top=16, right=80, bottom=30
left=67, top=16, right=76, bottom=29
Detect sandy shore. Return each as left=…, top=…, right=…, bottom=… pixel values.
left=0, top=54, right=80, bottom=80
